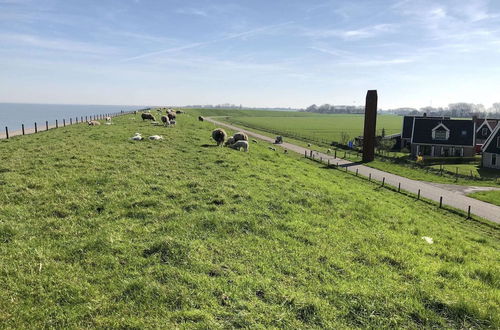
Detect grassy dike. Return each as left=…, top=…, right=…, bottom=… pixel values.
left=0, top=113, right=498, bottom=328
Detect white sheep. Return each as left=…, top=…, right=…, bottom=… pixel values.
left=148, top=135, right=163, bottom=140
left=228, top=140, right=249, bottom=152
left=105, top=116, right=111, bottom=122
left=131, top=133, right=143, bottom=141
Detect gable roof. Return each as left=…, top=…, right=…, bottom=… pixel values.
left=411, top=118, right=475, bottom=146
left=402, top=115, right=450, bottom=139
left=476, top=119, right=492, bottom=133
left=482, top=124, right=500, bottom=153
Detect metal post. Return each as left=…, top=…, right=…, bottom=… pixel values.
left=22, top=124, right=25, bottom=135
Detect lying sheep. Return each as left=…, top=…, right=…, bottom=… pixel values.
left=105, top=116, right=111, bottom=122
left=212, top=128, right=227, bottom=146
left=131, top=133, right=143, bottom=141
left=148, top=135, right=163, bottom=140
left=198, top=116, right=204, bottom=122
left=88, top=120, right=101, bottom=126
left=141, top=113, right=156, bottom=121
left=233, top=132, right=248, bottom=142
left=227, top=140, right=249, bottom=152
left=161, top=115, right=170, bottom=126
left=169, top=120, right=176, bottom=126
left=224, top=137, right=235, bottom=146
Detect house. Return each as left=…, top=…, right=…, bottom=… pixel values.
left=401, top=114, right=449, bottom=150
left=475, top=117, right=500, bottom=146
left=481, top=124, right=500, bottom=169
left=409, top=118, right=476, bottom=158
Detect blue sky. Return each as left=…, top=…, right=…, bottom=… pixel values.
left=1, top=0, right=499, bottom=109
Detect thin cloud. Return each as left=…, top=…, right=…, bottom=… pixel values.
left=302, top=24, right=396, bottom=40
left=120, top=21, right=294, bottom=62
left=176, top=8, right=208, bottom=17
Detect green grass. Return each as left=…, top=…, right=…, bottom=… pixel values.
left=0, top=112, right=499, bottom=328
left=194, top=108, right=500, bottom=186
left=468, top=190, right=500, bottom=207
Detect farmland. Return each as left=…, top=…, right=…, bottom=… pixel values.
left=0, top=112, right=499, bottom=328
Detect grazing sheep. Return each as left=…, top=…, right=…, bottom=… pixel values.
left=161, top=115, right=170, bottom=126
left=141, top=113, right=156, bottom=121
left=251, top=139, right=257, bottom=143
left=275, top=136, right=283, bottom=144
left=232, top=132, right=248, bottom=142
left=268, top=146, right=276, bottom=151
left=212, top=128, right=227, bottom=146
left=167, top=112, right=176, bottom=121
left=224, top=137, right=235, bottom=146
left=198, top=116, right=205, bottom=122
left=228, top=140, right=249, bottom=152
left=105, top=116, right=111, bottom=122
left=176, top=110, right=184, bottom=114
left=169, top=120, right=176, bottom=126
left=131, top=133, right=143, bottom=141
left=88, top=120, right=101, bottom=126
left=148, top=135, right=163, bottom=140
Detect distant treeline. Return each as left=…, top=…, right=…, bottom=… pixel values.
left=303, top=102, right=500, bottom=118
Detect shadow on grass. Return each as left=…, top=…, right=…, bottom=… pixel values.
left=201, top=144, right=219, bottom=148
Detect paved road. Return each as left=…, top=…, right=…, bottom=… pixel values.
left=206, top=117, right=500, bottom=224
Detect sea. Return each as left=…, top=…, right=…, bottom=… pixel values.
left=0, top=103, right=149, bottom=131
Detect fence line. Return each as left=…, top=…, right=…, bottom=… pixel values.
left=0, top=109, right=145, bottom=140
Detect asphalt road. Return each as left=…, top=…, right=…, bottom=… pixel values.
left=206, top=117, right=500, bottom=224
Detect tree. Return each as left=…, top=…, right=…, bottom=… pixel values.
left=339, top=132, right=350, bottom=145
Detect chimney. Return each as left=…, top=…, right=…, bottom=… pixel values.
left=423, top=112, right=427, bottom=118
left=362, top=90, right=378, bottom=162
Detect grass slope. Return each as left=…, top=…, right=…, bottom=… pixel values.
left=468, top=190, right=500, bottom=207
left=0, top=113, right=499, bottom=328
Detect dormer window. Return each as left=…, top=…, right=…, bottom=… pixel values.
left=432, top=123, right=450, bottom=141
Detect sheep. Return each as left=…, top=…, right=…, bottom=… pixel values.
left=307, top=143, right=311, bottom=147
left=134, top=111, right=138, bottom=114
left=167, top=112, right=176, bottom=121
left=131, top=133, right=143, bottom=141
left=141, top=113, right=156, bottom=121
left=327, top=149, right=332, bottom=154
left=105, top=116, right=111, bottom=122
left=232, top=132, right=248, bottom=142
left=198, top=116, right=205, bottom=122
left=251, top=139, right=258, bottom=143
left=148, top=135, right=163, bottom=140
left=88, top=120, right=101, bottom=126
left=284, top=149, right=288, bottom=154
left=169, top=120, right=176, bottom=126
left=212, top=128, right=227, bottom=146
left=228, top=140, right=249, bottom=152
left=176, top=110, right=184, bottom=114
left=161, top=115, right=170, bottom=126
left=275, top=136, right=283, bottom=144
left=224, top=137, right=235, bottom=146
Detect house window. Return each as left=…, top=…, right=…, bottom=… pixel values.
left=434, top=130, right=448, bottom=140
left=493, top=154, right=497, bottom=166
left=482, top=127, right=489, bottom=136
left=441, top=147, right=451, bottom=157
left=462, top=130, right=467, bottom=136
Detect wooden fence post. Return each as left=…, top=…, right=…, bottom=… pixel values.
left=63, top=119, right=66, bottom=127
left=369, top=173, right=371, bottom=181
left=382, top=177, right=385, bottom=187
left=439, top=196, right=443, bottom=208
left=70, top=118, right=73, bottom=125
left=5, top=127, right=9, bottom=139
left=56, top=120, right=58, bottom=128
left=35, top=122, right=37, bottom=133
left=417, top=189, right=420, bottom=200
left=467, top=206, right=471, bottom=219
left=46, top=121, right=49, bottom=131
left=22, top=124, right=25, bottom=135
left=398, top=182, right=401, bottom=192
left=356, top=169, right=359, bottom=176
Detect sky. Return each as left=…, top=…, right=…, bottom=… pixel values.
left=0, top=0, right=499, bottom=109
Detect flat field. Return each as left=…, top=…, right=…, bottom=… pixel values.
left=0, top=112, right=498, bottom=328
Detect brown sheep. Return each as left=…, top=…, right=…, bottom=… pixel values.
left=212, top=128, right=227, bottom=146
left=141, top=113, right=155, bottom=121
